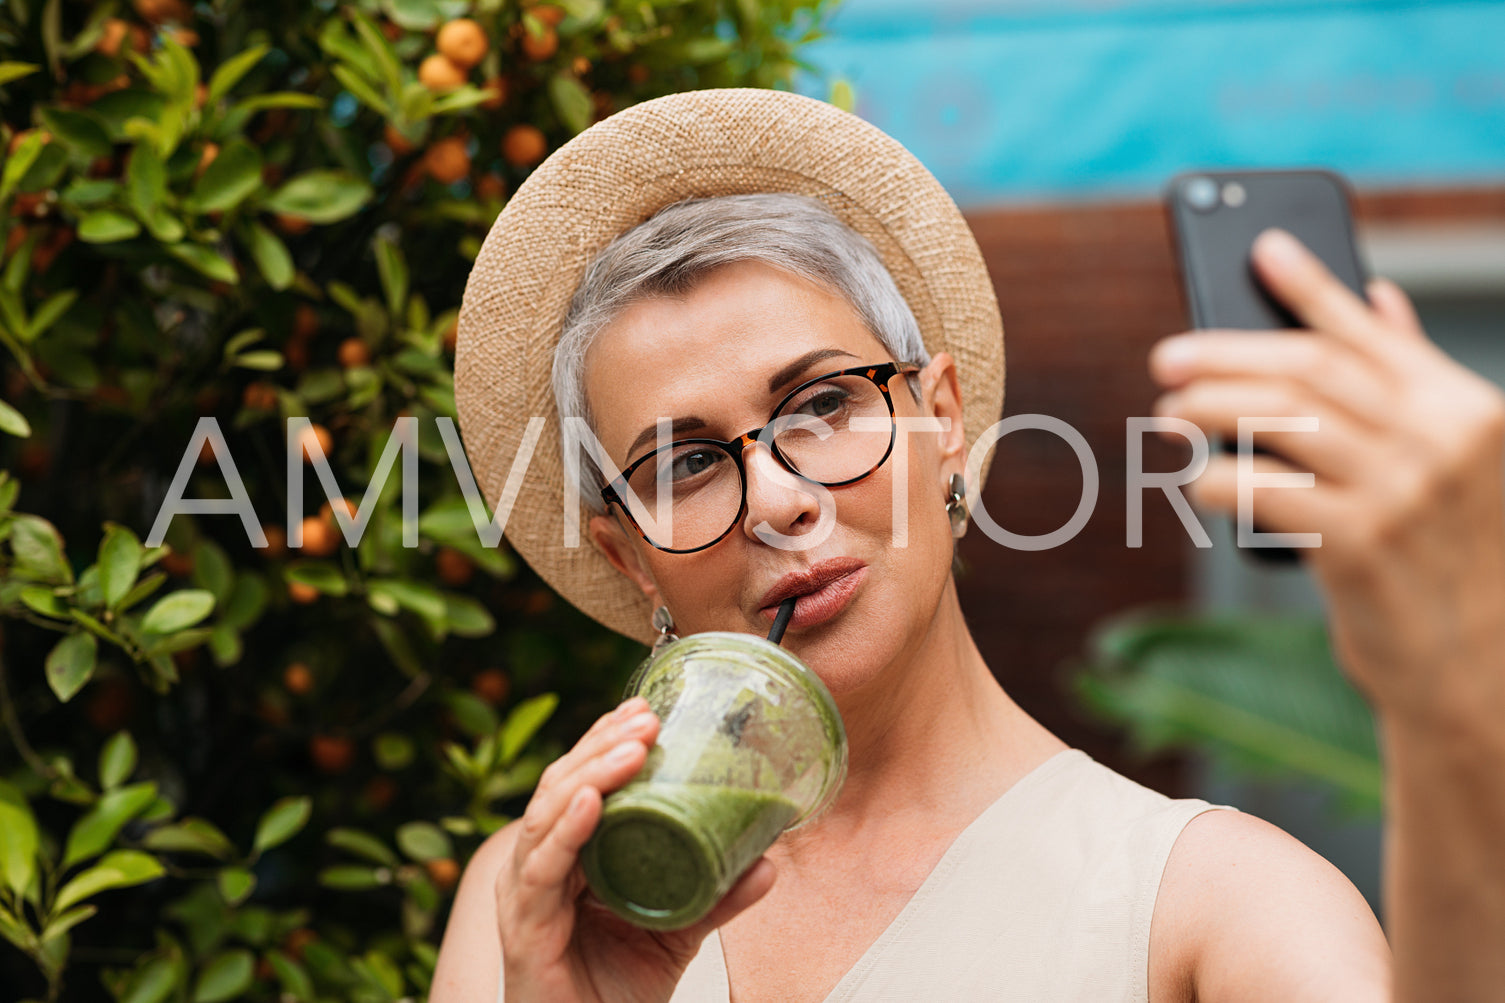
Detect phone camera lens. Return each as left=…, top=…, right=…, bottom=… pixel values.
left=1182, top=176, right=1219, bottom=213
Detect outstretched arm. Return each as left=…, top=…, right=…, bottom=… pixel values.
left=1149, top=228, right=1505, bottom=1001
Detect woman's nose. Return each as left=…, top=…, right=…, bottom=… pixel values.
left=740, top=441, right=830, bottom=548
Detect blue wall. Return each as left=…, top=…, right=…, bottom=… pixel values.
left=796, top=0, right=1505, bottom=206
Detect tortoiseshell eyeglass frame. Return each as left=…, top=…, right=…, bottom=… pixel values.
left=601, top=361, right=921, bottom=554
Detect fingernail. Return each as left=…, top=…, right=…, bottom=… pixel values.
left=1152, top=336, right=1198, bottom=374
left=606, top=741, right=640, bottom=766
left=611, top=700, right=638, bottom=720
left=622, top=710, right=657, bottom=733
left=1254, top=227, right=1302, bottom=266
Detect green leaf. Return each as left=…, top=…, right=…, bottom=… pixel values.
left=0, top=62, right=40, bottom=87
left=443, top=593, right=495, bottom=638
left=499, top=694, right=559, bottom=766
left=395, top=821, right=452, bottom=862
left=25, top=288, right=77, bottom=341
left=253, top=796, right=311, bottom=853
left=40, top=903, right=97, bottom=944
left=78, top=209, right=142, bottom=243
left=244, top=221, right=294, bottom=290
left=265, top=951, right=314, bottom=1001
left=166, top=243, right=238, bottom=283
left=192, top=948, right=254, bottom=1003
left=374, top=236, right=407, bottom=316
left=0, top=399, right=30, bottom=438
left=99, top=731, right=138, bottom=789
left=10, top=514, right=72, bottom=584
left=119, top=955, right=179, bottom=1003
left=141, top=817, right=236, bottom=860
left=190, top=538, right=233, bottom=604
left=349, top=9, right=403, bottom=97
left=216, top=866, right=255, bottom=906
left=318, top=865, right=385, bottom=891
left=54, top=850, right=165, bottom=913
left=99, top=522, right=144, bottom=610
left=331, top=64, right=391, bottom=117
left=263, top=170, right=372, bottom=224
left=326, top=827, right=398, bottom=867
left=38, top=107, right=112, bottom=160
left=63, top=781, right=158, bottom=868
left=1, top=130, right=48, bottom=203
left=206, top=45, right=268, bottom=107
left=284, top=560, right=348, bottom=596
left=126, top=143, right=167, bottom=217
left=191, top=140, right=263, bottom=213
left=233, top=349, right=284, bottom=371
left=19, top=585, right=64, bottom=618
left=548, top=72, right=593, bottom=135
left=141, top=589, right=216, bottom=633
left=116, top=571, right=167, bottom=612
left=447, top=690, right=499, bottom=740
left=45, top=630, right=97, bottom=703
left=0, top=780, right=39, bottom=894
left=829, top=78, right=856, bottom=114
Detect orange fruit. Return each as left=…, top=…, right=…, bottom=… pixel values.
left=627, top=63, right=650, bottom=86
left=287, top=580, right=320, bottom=604
left=275, top=213, right=311, bottom=236
left=337, top=336, right=371, bottom=368
left=471, top=668, right=511, bottom=706
left=572, top=55, right=591, bottom=76
left=436, top=18, right=489, bottom=69
left=297, top=423, right=333, bottom=463
left=309, top=735, right=355, bottom=774
left=299, top=515, right=338, bottom=557
left=262, top=524, right=287, bottom=556
left=424, top=135, right=471, bottom=184
left=520, top=24, right=558, bottom=61
left=319, top=496, right=358, bottom=525
left=132, top=0, right=190, bottom=23
left=196, top=142, right=218, bottom=177
left=160, top=550, right=194, bottom=577
left=442, top=317, right=459, bottom=352
left=530, top=4, right=566, bottom=27
left=435, top=546, right=474, bottom=586
left=418, top=54, right=467, bottom=92
left=425, top=858, right=461, bottom=891
left=502, top=124, right=547, bottom=168
left=383, top=123, right=416, bottom=156
left=475, top=173, right=507, bottom=201
left=171, top=27, right=200, bottom=47
left=480, top=76, right=508, bottom=110
left=292, top=303, right=319, bottom=340
left=97, top=19, right=129, bottom=56
left=241, top=381, right=277, bottom=411
left=283, top=662, right=314, bottom=695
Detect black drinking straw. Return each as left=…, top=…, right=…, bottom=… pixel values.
left=767, top=596, right=796, bottom=645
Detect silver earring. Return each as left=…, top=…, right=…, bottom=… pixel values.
left=944, top=473, right=968, bottom=538
left=652, top=605, right=680, bottom=654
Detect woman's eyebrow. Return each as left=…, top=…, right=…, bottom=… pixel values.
left=626, top=415, right=706, bottom=461
left=767, top=348, right=859, bottom=394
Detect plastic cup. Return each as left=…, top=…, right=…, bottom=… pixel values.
left=580, top=632, right=847, bottom=930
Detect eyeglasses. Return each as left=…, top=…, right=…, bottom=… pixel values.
left=602, top=362, right=920, bottom=553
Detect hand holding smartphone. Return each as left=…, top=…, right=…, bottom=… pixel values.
left=1165, top=168, right=1368, bottom=563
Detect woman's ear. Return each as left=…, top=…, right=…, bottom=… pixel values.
left=919, top=352, right=967, bottom=474
left=588, top=512, right=662, bottom=608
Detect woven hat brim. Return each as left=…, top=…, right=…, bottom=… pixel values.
left=454, top=88, right=1004, bottom=645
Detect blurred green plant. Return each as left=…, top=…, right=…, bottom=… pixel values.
left=1071, top=609, right=1383, bottom=815
left=0, top=0, right=841, bottom=999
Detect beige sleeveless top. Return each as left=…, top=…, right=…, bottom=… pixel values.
left=666, top=748, right=1233, bottom=1002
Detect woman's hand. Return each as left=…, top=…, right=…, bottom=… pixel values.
left=498, top=695, right=776, bottom=1003
left=1148, top=228, right=1505, bottom=729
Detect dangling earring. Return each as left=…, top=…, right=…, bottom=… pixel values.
left=944, top=473, right=968, bottom=538
left=652, top=605, right=680, bottom=654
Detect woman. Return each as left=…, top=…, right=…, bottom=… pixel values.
left=435, top=90, right=1504, bottom=1001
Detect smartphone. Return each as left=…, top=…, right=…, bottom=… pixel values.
left=1165, top=168, right=1368, bottom=563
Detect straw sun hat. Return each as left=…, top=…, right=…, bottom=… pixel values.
left=453, top=87, right=1004, bottom=645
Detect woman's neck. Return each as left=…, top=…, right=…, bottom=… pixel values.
left=783, top=578, right=1067, bottom=852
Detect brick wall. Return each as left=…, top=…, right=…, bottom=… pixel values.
left=957, top=186, right=1505, bottom=792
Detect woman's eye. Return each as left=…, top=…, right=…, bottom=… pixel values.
left=669, top=449, right=723, bottom=480
left=794, top=388, right=850, bottom=419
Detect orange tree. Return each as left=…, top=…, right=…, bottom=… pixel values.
left=0, top=1, right=839, bottom=999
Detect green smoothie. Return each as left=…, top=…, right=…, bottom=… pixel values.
left=580, top=782, right=799, bottom=929
left=580, top=633, right=846, bottom=930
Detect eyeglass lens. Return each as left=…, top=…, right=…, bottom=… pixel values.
left=620, top=373, right=895, bottom=551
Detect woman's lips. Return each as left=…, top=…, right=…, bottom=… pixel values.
left=760, top=564, right=868, bottom=630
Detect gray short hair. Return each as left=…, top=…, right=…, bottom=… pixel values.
left=552, top=192, right=929, bottom=511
